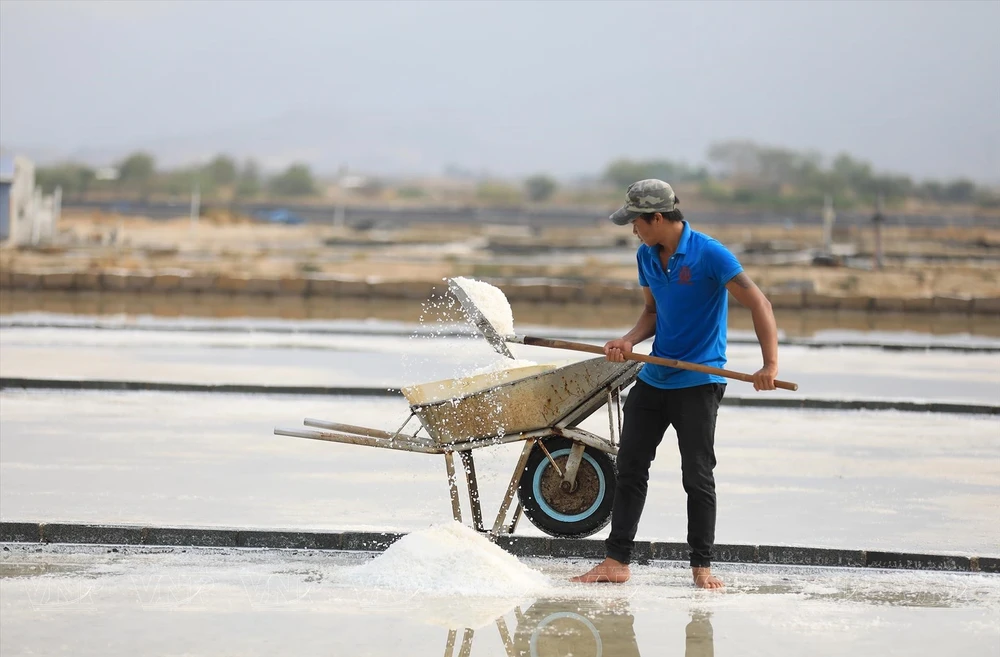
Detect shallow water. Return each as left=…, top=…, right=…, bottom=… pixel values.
left=1, top=543, right=997, bottom=657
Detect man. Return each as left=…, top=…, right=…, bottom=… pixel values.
left=572, top=179, right=779, bottom=589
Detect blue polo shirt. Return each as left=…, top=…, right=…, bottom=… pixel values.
left=636, top=222, right=743, bottom=390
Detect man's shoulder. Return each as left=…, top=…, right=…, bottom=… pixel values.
left=688, top=229, right=731, bottom=256
left=688, top=226, right=721, bottom=246
left=688, top=228, right=741, bottom=282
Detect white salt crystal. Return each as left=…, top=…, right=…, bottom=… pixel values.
left=340, top=521, right=550, bottom=598
left=451, top=276, right=515, bottom=338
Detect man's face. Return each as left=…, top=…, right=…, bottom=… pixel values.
left=631, top=214, right=658, bottom=246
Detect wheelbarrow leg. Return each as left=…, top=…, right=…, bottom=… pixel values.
left=495, top=616, right=516, bottom=657
left=505, top=502, right=523, bottom=534
left=457, top=628, right=475, bottom=657
left=459, top=450, right=484, bottom=532
left=491, top=439, right=536, bottom=535
left=443, top=629, right=458, bottom=657
left=560, top=442, right=587, bottom=493
left=444, top=451, right=463, bottom=523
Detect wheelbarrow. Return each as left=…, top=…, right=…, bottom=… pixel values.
left=275, top=356, right=640, bottom=538
left=275, top=277, right=797, bottom=539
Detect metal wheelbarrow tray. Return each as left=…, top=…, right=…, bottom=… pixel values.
left=275, top=357, right=640, bottom=538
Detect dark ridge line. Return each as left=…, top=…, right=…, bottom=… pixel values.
left=1, top=378, right=997, bottom=415
left=1, top=521, right=995, bottom=574
left=0, top=378, right=401, bottom=397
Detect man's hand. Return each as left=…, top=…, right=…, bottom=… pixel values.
left=753, top=364, right=778, bottom=391
left=604, top=339, right=634, bottom=363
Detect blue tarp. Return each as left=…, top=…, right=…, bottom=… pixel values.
left=0, top=155, right=15, bottom=183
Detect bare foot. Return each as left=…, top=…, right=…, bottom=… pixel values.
left=692, top=566, right=724, bottom=590
left=570, top=558, right=631, bottom=583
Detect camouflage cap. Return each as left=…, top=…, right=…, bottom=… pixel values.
left=609, top=179, right=677, bottom=225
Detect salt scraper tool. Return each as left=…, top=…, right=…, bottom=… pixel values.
left=448, top=278, right=516, bottom=359
left=449, top=278, right=799, bottom=392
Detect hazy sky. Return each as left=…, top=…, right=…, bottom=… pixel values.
left=1, top=0, right=998, bottom=182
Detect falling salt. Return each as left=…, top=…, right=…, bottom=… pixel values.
left=450, top=276, right=516, bottom=338
left=341, top=522, right=550, bottom=598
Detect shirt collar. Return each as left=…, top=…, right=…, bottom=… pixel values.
left=675, top=221, right=691, bottom=255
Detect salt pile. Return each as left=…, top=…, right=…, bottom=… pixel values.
left=450, top=276, right=516, bottom=338
left=341, top=522, right=550, bottom=598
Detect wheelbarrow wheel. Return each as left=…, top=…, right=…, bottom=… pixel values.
left=517, top=437, right=616, bottom=539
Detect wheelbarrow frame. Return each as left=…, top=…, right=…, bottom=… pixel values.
left=274, top=358, right=640, bottom=536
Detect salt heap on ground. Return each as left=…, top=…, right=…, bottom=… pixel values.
left=342, top=521, right=550, bottom=597
left=451, top=276, right=515, bottom=338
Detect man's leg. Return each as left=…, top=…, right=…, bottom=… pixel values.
left=671, top=383, right=725, bottom=589
left=573, top=380, right=670, bottom=583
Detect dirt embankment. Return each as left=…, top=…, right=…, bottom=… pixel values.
left=1, top=211, right=998, bottom=314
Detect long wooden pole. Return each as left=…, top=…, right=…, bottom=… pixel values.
left=511, top=335, right=799, bottom=392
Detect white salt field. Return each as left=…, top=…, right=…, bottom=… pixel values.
left=1, top=305, right=999, bottom=655
left=1, top=321, right=999, bottom=403
left=1, top=391, right=998, bottom=555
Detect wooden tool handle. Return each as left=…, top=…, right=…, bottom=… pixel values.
left=518, top=336, right=799, bottom=392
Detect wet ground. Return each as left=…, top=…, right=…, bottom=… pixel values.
left=2, top=391, right=997, bottom=555
left=1, top=543, right=998, bottom=657
left=1, top=307, right=998, bottom=655
left=2, top=319, right=999, bottom=403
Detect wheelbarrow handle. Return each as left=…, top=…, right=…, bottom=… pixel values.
left=512, top=335, right=799, bottom=392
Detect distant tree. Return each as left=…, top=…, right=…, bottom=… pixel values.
left=235, top=160, right=262, bottom=199
left=269, top=163, right=315, bottom=196
left=918, top=180, right=945, bottom=202
left=524, top=174, right=557, bottom=202
left=708, top=140, right=821, bottom=188
left=831, top=153, right=873, bottom=193
left=161, top=167, right=200, bottom=196
left=604, top=159, right=707, bottom=188
left=117, top=152, right=155, bottom=184
left=705, top=141, right=761, bottom=181
left=941, top=179, right=976, bottom=204
left=35, top=163, right=96, bottom=198
left=116, top=151, right=156, bottom=198
left=975, top=187, right=1000, bottom=209
left=918, top=178, right=979, bottom=205
left=203, top=154, right=237, bottom=187
left=870, top=174, right=915, bottom=202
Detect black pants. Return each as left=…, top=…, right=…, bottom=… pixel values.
left=605, top=380, right=725, bottom=568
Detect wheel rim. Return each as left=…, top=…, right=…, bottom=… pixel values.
left=529, top=612, right=602, bottom=657
left=531, top=448, right=606, bottom=523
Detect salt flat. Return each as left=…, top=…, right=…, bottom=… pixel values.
left=1, top=541, right=997, bottom=657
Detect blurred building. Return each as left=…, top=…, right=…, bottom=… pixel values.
left=0, top=154, right=61, bottom=245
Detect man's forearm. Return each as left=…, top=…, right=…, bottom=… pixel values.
left=751, top=302, right=779, bottom=367
left=623, top=306, right=657, bottom=345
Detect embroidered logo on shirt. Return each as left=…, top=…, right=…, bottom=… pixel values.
left=678, top=265, right=693, bottom=285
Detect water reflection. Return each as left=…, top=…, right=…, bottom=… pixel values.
left=440, top=598, right=714, bottom=657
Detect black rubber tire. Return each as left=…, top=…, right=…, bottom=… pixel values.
left=517, top=437, right=616, bottom=539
